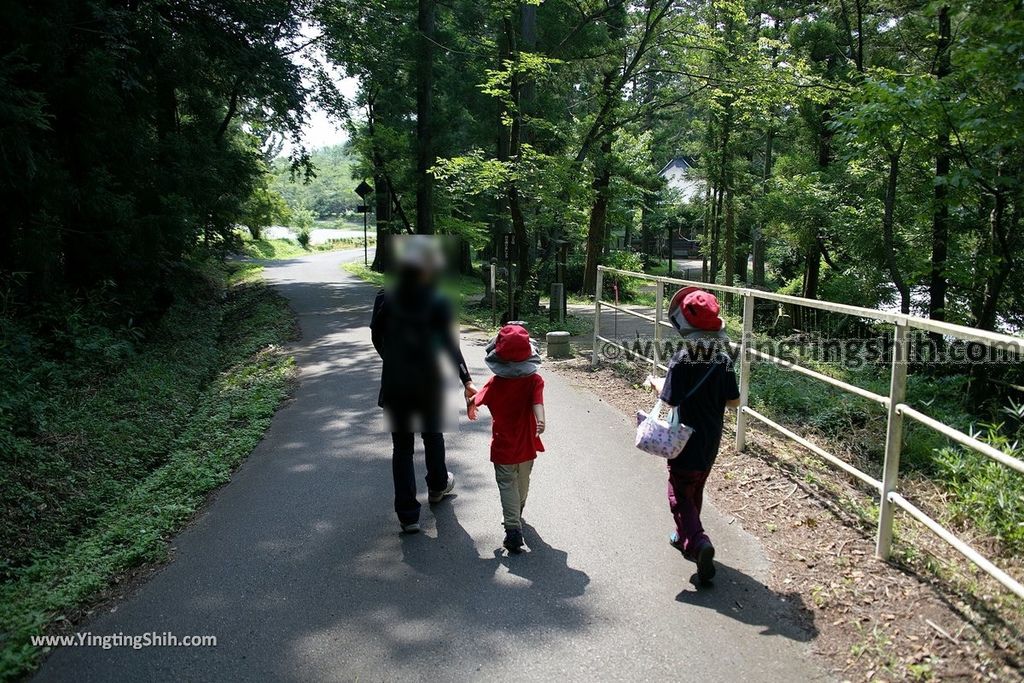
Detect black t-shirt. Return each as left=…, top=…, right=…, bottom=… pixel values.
left=659, top=349, right=740, bottom=471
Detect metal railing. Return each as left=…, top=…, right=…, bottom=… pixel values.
left=592, top=265, right=1024, bottom=600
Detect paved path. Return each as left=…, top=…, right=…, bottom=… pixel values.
left=37, top=251, right=827, bottom=682
left=568, top=301, right=659, bottom=347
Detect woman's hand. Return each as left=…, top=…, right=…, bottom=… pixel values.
left=464, top=381, right=477, bottom=403
left=646, top=374, right=665, bottom=395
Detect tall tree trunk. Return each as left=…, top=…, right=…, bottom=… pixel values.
left=520, top=3, right=537, bottom=142
left=516, top=6, right=537, bottom=292
left=494, top=22, right=512, bottom=264
left=583, top=137, right=613, bottom=295
left=753, top=128, right=773, bottom=287
left=969, top=193, right=1015, bottom=405
left=702, top=182, right=712, bottom=280
left=929, top=5, right=951, bottom=328
left=882, top=146, right=910, bottom=314
left=711, top=100, right=732, bottom=282
left=415, top=0, right=435, bottom=233
left=975, top=191, right=1014, bottom=330
left=505, top=16, right=530, bottom=296
left=710, top=184, right=724, bottom=279
left=803, top=116, right=831, bottom=303
left=371, top=175, right=394, bottom=272
left=724, top=186, right=736, bottom=306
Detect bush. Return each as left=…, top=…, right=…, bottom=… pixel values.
left=603, top=251, right=646, bottom=300
left=932, top=416, right=1024, bottom=554
left=297, top=228, right=311, bottom=250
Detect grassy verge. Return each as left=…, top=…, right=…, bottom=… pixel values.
left=0, top=261, right=297, bottom=679
left=342, top=262, right=590, bottom=337
left=241, top=236, right=373, bottom=260
left=341, top=261, right=385, bottom=288
left=745, top=357, right=1024, bottom=557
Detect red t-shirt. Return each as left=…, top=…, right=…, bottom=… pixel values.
left=474, top=374, right=545, bottom=464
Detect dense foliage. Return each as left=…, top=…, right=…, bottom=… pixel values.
left=5, top=0, right=1021, bottom=327
left=318, top=0, right=1024, bottom=332
left=270, top=144, right=360, bottom=220
left=2, top=5, right=1023, bottom=670
left=0, top=0, right=314, bottom=309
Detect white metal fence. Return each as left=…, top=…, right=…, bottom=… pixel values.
left=591, top=265, right=1024, bottom=600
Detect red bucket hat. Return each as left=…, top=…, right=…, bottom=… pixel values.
left=495, top=324, right=533, bottom=362
left=668, top=286, right=725, bottom=334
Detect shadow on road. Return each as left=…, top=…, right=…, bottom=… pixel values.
left=495, top=523, right=591, bottom=599
left=675, top=562, right=818, bottom=643
left=35, top=254, right=820, bottom=681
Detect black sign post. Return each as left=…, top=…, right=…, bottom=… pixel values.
left=667, top=222, right=674, bottom=278
left=355, top=181, right=374, bottom=266
left=502, top=232, right=515, bottom=322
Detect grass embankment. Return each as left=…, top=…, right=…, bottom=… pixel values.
left=746, top=356, right=1024, bottom=555
left=723, top=327, right=1024, bottom=659
left=0, top=261, right=297, bottom=679
left=680, top=302, right=1024, bottom=560
left=242, top=236, right=372, bottom=260
left=342, top=262, right=589, bottom=337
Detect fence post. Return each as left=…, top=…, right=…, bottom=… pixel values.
left=591, top=267, right=604, bottom=368
left=876, top=320, right=910, bottom=559
left=735, top=291, right=755, bottom=451
left=653, top=278, right=663, bottom=375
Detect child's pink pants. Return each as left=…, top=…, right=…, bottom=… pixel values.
left=667, top=467, right=712, bottom=559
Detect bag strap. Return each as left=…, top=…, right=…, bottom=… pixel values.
left=682, top=360, right=719, bottom=401
left=665, top=361, right=718, bottom=431
left=652, top=357, right=720, bottom=425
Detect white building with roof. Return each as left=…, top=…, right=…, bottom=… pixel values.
left=658, top=157, right=701, bottom=202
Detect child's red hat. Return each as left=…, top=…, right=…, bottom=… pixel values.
left=495, top=324, right=533, bottom=362
left=668, top=286, right=725, bottom=334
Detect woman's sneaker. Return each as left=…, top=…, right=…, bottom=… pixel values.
left=503, top=526, right=524, bottom=553
left=428, top=473, right=455, bottom=504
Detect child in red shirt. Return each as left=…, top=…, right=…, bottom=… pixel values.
left=468, top=325, right=545, bottom=553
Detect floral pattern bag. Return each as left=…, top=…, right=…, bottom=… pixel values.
left=634, top=363, right=718, bottom=459
left=635, top=399, right=693, bottom=459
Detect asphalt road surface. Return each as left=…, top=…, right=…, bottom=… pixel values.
left=36, top=250, right=827, bottom=682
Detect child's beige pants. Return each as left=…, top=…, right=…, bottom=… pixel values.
left=494, top=460, right=534, bottom=529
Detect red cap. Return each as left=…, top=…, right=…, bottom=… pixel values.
left=495, top=324, right=533, bottom=362
left=668, top=286, right=724, bottom=332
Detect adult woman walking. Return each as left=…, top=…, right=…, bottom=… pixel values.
left=370, top=237, right=476, bottom=533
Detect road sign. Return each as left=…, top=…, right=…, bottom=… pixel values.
left=354, top=181, right=373, bottom=267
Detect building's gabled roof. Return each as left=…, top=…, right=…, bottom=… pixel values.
left=657, top=156, right=696, bottom=176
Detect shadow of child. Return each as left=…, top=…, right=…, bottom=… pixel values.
left=491, top=523, right=591, bottom=599
left=675, top=561, right=818, bottom=643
